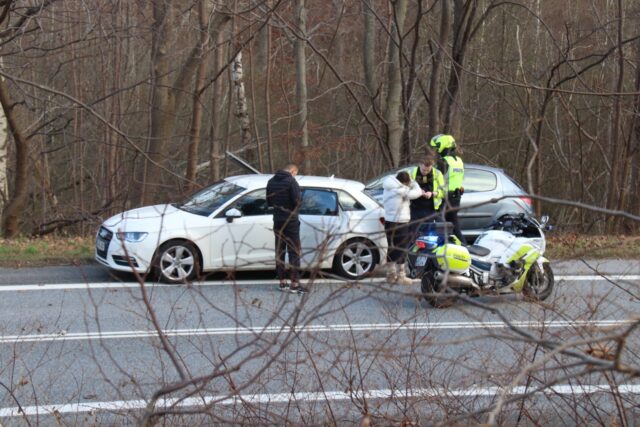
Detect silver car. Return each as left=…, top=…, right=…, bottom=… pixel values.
left=364, top=163, right=534, bottom=238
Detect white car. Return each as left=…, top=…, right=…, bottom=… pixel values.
left=96, top=175, right=387, bottom=283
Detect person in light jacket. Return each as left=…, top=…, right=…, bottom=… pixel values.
left=383, top=170, right=425, bottom=285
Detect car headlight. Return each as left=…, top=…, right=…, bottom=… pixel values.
left=116, top=231, right=148, bottom=242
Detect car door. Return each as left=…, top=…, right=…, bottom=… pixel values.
left=299, top=188, right=343, bottom=269
left=210, top=189, right=275, bottom=270
left=459, top=168, right=502, bottom=231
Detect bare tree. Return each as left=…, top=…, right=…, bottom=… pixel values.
left=384, top=0, right=408, bottom=167
left=185, top=0, right=213, bottom=194
left=0, top=76, right=7, bottom=212
left=295, top=0, right=310, bottom=171
left=0, top=79, right=30, bottom=238
left=428, top=0, right=450, bottom=135
left=630, top=38, right=640, bottom=230
left=141, top=1, right=229, bottom=205
left=362, top=0, right=377, bottom=97
left=232, top=50, right=252, bottom=152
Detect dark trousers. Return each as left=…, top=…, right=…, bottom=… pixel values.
left=385, top=221, right=412, bottom=264
left=410, top=208, right=438, bottom=240
left=444, top=195, right=467, bottom=245
left=274, top=220, right=301, bottom=282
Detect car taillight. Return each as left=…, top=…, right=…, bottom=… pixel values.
left=519, top=196, right=533, bottom=207
left=379, top=217, right=385, bottom=226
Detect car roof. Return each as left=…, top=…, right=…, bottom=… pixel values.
left=225, top=174, right=366, bottom=192
left=390, top=163, right=505, bottom=173
left=365, top=162, right=507, bottom=186
left=465, top=163, right=505, bottom=173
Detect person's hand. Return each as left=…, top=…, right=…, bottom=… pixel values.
left=423, top=191, right=433, bottom=199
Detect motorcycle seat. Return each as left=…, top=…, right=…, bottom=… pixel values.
left=467, top=245, right=491, bottom=257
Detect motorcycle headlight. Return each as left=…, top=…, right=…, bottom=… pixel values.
left=116, top=231, right=148, bottom=242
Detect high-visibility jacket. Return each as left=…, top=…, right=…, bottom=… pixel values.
left=443, top=155, right=464, bottom=192
left=411, top=166, right=445, bottom=211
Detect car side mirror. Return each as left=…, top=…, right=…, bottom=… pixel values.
left=225, top=208, right=242, bottom=223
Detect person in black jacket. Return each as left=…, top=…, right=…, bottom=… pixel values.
left=266, top=163, right=308, bottom=294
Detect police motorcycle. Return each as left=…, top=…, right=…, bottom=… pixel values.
left=407, top=213, right=554, bottom=308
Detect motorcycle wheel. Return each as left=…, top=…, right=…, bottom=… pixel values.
left=421, top=271, right=456, bottom=308
left=523, top=263, right=554, bottom=301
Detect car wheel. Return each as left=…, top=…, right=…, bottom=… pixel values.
left=332, top=238, right=378, bottom=280
left=523, top=262, right=554, bottom=301
left=154, top=240, right=200, bottom=284
left=421, top=270, right=456, bottom=308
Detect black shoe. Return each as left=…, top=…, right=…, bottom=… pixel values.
left=279, top=281, right=290, bottom=292
left=289, top=283, right=308, bottom=294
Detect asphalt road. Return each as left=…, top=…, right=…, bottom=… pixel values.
left=0, top=260, right=639, bottom=425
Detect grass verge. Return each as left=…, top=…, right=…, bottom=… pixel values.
left=0, top=234, right=638, bottom=269
left=545, top=234, right=640, bottom=260
left=0, top=236, right=95, bottom=268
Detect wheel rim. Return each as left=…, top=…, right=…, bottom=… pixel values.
left=529, top=265, right=550, bottom=295
left=160, top=245, right=195, bottom=281
left=340, top=242, right=374, bottom=278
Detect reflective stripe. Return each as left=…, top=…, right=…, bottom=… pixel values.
left=412, top=167, right=445, bottom=210
left=433, top=168, right=445, bottom=210
left=411, top=167, right=418, bottom=180
left=444, top=156, right=464, bottom=191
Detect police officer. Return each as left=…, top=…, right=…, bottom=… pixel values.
left=429, top=134, right=466, bottom=245
left=410, top=151, right=445, bottom=239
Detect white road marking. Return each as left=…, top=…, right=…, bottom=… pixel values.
left=0, top=319, right=634, bottom=344
left=559, top=275, right=640, bottom=281
left=0, top=274, right=638, bottom=292
left=1, top=384, right=639, bottom=417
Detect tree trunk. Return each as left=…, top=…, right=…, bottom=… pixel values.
left=383, top=0, right=408, bottom=167
left=0, top=96, right=7, bottom=212
left=429, top=0, right=450, bottom=135
left=400, top=0, right=423, bottom=162
left=265, top=23, right=274, bottom=172
left=606, top=0, right=625, bottom=231
left=441, top=0, right=478, bottom=133
left=209, top=23, right=228, bottom=182
left=295, top=0, right=310, bottom=171
left=623, top=38, right=640, bottom=231
left=142, top=1, right=228, bottom=205
left=362, top=0, right=376, bottom=97
left=0, top=30, right=7, bottom=216
left=232, top=51, right=252, bottom=151
left=106, top=2, right=122, bottom=217
left=186, top=0, right=211, bottom=194
left=0, top=79, right=30, bottom=238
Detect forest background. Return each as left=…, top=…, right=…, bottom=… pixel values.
left=0, top=0, right=639, bottom=239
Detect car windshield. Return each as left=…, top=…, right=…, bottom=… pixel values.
left=175, top=181, right=246, bottom=216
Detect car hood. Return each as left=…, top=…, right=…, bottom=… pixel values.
left=103, top=204, right=186, bottom=231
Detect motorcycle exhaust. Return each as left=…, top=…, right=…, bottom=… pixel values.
left=434, top=271, right=478, bottom=289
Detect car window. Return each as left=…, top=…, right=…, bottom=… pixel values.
left=300, top=189, right=338, bottom=216
left=463, top=169, right=497, bottom=193
left=176, top=181, right=246, bottom=216
left=338, top=190, right=365, bottom=211
left=229, top=189, right=271, bottom=216
left=504, top=174, right=526, bottom=192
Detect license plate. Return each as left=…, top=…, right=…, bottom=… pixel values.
left=415, top=256, right=427, bottom=267
left=96, top=238, right=106, bottom=252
